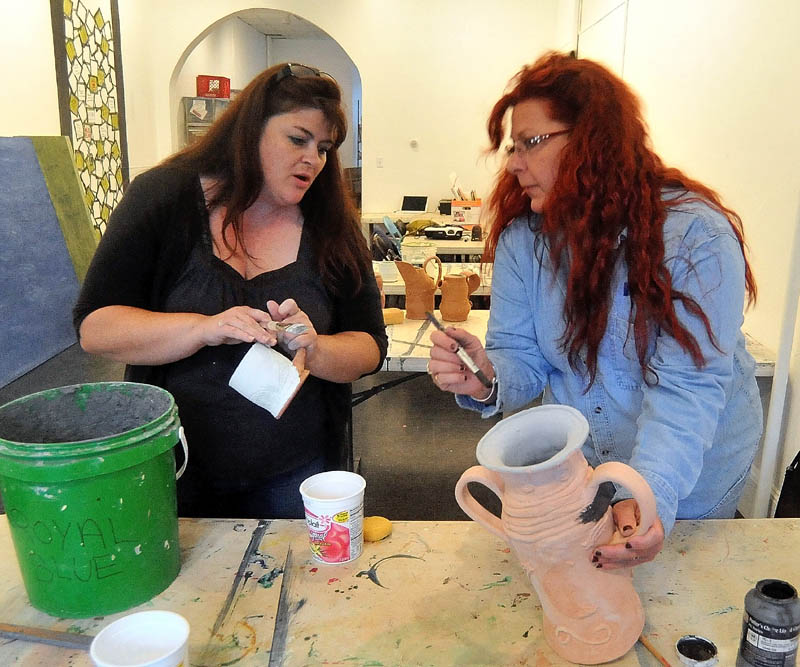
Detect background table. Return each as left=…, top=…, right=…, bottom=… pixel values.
left=379, top=261, right=492, bottom=297
left=0, top=517, right=797, bottom=665
left=382, top=310, right=775, bottom=377
left=383, top=309, right=489, bottom=372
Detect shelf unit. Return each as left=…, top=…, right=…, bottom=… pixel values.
left=180, top=97, right=230, bottom=147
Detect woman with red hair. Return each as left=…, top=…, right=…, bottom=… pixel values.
left=429, top=52, right=762, bottom=568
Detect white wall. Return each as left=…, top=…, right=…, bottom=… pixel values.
left=268, top=37, right=360, bottom=169
left=174, top=18, right=267, bottom=98
left=170, top=18, right=268, bottom=156
left=578, top=0, right=800, bottom=513
left=112, top=1, right=568, bottom=213
left=1, top=5, right=60, bottom=135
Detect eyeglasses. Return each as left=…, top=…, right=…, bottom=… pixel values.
left=505, top=129, right=571, bottom=157
left=271, top=63, right=337, bottom=87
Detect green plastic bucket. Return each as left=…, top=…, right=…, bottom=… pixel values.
left=0, top=382, right=185, bottom=618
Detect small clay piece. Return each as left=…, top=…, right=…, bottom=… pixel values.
left=395, top=257, right=442, bottom=320
left=363, top=516, right=393, bottom=542
left=440, top=271, right=481, bottom=322
left=455, top=404, right=658, bottom=664
left=382, top=308, right=404, bottom=325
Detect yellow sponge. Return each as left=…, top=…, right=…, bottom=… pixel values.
left=383, top=308, right=404, bottom=325
left=363, top=516, right=393, bottom=542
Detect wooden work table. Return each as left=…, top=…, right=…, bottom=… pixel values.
left=0, top=516, right=797, bottom=665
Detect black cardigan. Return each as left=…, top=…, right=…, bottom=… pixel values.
left=74, top=164, right=387, bottom=469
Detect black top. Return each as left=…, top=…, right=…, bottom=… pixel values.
left=74, top=165, right=387, bottom=492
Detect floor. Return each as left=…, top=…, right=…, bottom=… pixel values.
left=0, top=344, right=510, bottom=520
left=352, top=371, right=505, bottom=520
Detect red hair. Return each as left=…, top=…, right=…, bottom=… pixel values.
left=484, top=52, right=755, bottom=387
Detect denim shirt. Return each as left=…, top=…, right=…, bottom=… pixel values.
left=458, top=199, right=763, bottom=534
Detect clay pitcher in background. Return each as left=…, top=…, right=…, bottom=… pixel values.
left=455, top=405, right=657, bottom=664
left=373, top=268, right=386, bottom=308
left=440, top=271, right=481, bottom=322
left=395, top=257, right=442, bottom=320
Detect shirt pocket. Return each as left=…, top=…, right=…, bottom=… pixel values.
left=610, top=315, right=644, bottom=391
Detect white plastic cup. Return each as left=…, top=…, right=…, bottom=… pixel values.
left=400, top=239, right=437, bottom=265
left=90, top=610, right=190, bottom=667
left=378, top=260, right=399, bottom=282
left=299, top=471, right=366, bottom=564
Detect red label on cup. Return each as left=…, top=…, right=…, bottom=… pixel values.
left=305, top=509, right=353, bottom=563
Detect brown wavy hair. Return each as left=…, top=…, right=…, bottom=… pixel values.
left=165, top=63, right=369, bottom=293
left=484, top=52, right=755, bottom=387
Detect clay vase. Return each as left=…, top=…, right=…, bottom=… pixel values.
left=440, top=271, right=481, bottom=322
left=455, top=405, right=657, bottom=665
left=373, top=269, right=386, bottom=308
left=395, top=257, right=442, bottom=320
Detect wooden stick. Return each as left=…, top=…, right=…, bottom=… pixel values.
left=639, top=634, right=673, bottom=667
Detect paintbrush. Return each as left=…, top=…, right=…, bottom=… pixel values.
left=638, top=634, right=673, bottom=666
left=425, top=311, right=492, bottom=389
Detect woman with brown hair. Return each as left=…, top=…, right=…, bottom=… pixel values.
left=429, top=52, right=761, bottom=567
left=75, top=63, right=386, bottom=519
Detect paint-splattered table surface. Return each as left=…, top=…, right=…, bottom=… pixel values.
left=0, top=517, right=798, bottom=665
left=271, top=518, right=800, bottom=666
left=0, top=517, right=303, bottom=666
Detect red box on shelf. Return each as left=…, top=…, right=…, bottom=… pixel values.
left=196, top=75, right=231, bottom=98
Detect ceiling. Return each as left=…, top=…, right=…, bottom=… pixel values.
left=236, top=9, right=329, bottom=40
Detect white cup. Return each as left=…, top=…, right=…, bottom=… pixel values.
left=90, top=610, right=190, bottom=667
left=378, top=260, right=399, bottom=282
left=400, top=239, right=437, bottom=265
left=299, top=471, right=366, bottom=564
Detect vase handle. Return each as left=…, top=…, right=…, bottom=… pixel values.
left=589, top=461, right=657, bottom=536
left=454, top=465, right=508, bottom=542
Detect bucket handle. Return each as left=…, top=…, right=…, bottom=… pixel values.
left=176, top=426, right=189, bottom=480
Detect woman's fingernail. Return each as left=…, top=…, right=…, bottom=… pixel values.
left=591, top=555, right=598, bottom=563
left=463, top=375, right=468, bottom=382
left=625, top=542, right=632, bottom=549
left=595, top=563, right=603, bottom=569
left=594, top=551, right=601, bottom=557
left=623, top=525, right=633, bottom=533
left=460, top=364, right=465, bottom=371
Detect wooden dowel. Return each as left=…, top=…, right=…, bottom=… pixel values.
left=639, top=634, right=673, bottom=666
left=0, top=622, right=94, bottom=650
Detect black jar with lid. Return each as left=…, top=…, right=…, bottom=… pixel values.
left=737, top=579, right=800, bottom=666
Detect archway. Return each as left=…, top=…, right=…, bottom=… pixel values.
left=168, top=8, right=361, bottom=202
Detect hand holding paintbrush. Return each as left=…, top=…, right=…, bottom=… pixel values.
left=426, top=312, right=496, bottom=401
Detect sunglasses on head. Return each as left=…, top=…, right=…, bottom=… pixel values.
left=271, top=63, right=337, bottom=87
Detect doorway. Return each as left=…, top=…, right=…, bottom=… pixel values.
left=169, top=8, right=361, bottom=208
